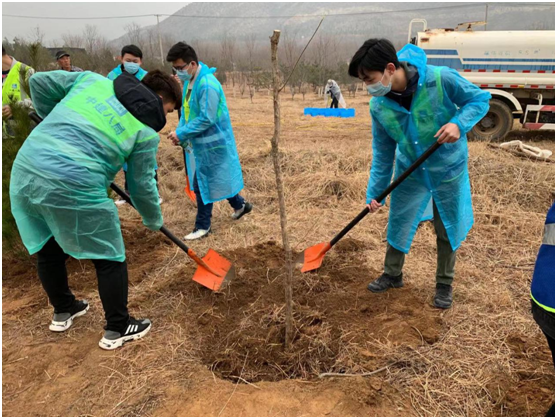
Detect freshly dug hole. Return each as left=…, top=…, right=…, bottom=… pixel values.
left=183, top=241, right=445, bottom=383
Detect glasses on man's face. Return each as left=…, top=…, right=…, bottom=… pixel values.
left=172, top=63, right=189, bottom=71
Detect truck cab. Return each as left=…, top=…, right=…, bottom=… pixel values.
left=408, top=19, right=555, bottom=140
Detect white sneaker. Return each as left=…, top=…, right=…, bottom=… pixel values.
left=184, top=228, right=211, bottom=240
left=158, top=197, right=163, bottom=204
left=49, top=300, right=89, bottom=332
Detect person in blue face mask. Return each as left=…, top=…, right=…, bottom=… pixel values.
left=348, top=38, right=491, bottom=309
left=166, top=42, right=251, bottom=241
left=107, top=45, right=147, bottom=81
left=108, top=45, right=159, bottom=205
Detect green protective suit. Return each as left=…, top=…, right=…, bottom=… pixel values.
left=9, top=71, right=163, bottom=262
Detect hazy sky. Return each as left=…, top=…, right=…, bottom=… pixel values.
left=2, top=2, right=185, bottom=45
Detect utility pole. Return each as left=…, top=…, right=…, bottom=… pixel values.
left=156, top=15, right=164, bottom=65
left=485, top=4, right=489, bottom=31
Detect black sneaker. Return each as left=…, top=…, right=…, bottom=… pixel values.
left=231, top=202, right=253, bottom=220
left=434, top=284, right=453, bottom=309
left=98, top=317, right=151, bottom=351
left=367, top=273, right=404, bottom=293
left=49, top=299, right=90, bottom=332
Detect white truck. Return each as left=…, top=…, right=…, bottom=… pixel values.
left=409, top=19, right=555, bottom=140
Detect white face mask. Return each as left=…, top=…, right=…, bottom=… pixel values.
left=366, top=70, right=392, bottom=97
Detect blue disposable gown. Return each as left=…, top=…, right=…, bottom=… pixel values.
left=10, top=71, right=162, bottom=262
left=367, top=44, right=491, bottom=253
left=176, top=62, right=244, bottom=204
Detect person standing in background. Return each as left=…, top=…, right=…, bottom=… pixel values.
left=2, top=45, right=35, bottom=137
left=107, top=44, right=147, bottom=81
left=56, top=50, right=83, bottom=72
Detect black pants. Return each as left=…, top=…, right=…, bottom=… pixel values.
left=330, top=96, right=339, bottom=108
left=532, top=301, right=555, bottom=417
left=37, top=237, right=129, bottom=333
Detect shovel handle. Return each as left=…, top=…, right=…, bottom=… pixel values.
left=329, top=141, right=442, bottom=247
left=109, top=182, right=192, bottom=250
left=109, top=182, right=219, bottom=273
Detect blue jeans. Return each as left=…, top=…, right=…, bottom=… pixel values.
left=193, top=175, right=245, bottom=230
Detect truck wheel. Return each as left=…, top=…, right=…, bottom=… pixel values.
left=469, top=99, right=514, bottom=141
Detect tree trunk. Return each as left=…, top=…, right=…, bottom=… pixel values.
left=270, top=30, right=293, bottom=349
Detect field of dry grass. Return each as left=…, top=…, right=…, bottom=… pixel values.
left=2, top=88, right=555, bottom=416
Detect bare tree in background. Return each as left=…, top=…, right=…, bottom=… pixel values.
left=62, top=33, right=84, bottom=48
left=311, top=33, right=339, bottom=88
left=83, top=25, right=101, bottom=53
left=220, top=33, right=237, bottom=86
left=28, top=26, right=45, bottom=45
left=244, top=33, right=257, bottom=74
left=125, top=22, right=144, bottom=49
left=280, top=30, right=302, bottom=100
left=145, top=27, right=157, bottom=60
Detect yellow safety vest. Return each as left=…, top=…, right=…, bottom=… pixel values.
left=2, top=61, right=30, bottom=106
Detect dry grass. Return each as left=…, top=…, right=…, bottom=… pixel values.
left=2, top=87, right=555, bottom=417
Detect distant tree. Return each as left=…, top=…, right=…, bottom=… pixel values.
left=220, top=33, right=237, bottom=86
left=124, top=22, right=144, bottom=50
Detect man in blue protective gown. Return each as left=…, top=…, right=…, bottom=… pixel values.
left=166, top=42, right=252, bottom=240
left=348, top=39, right=491, bottom=308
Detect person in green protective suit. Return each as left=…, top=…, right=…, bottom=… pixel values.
left=348, top=39, right=491, bottom=309
left=10, top=69, right=181, bottom=350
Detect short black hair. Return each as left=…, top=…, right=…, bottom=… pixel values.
left=121, top=44, right=143, bottom=59
left=348, top=39, right=400, bottom=79
left=2, top=46, right=6, bottom=56
left=141, top=69, right=182, bottom=109
left=166, top=42, right=198, bottom=64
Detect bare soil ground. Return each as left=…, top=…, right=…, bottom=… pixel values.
left=2, top=88, right=555, bottom=416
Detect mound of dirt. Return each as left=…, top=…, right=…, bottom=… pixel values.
left=179, top=240, right=444, bottom=383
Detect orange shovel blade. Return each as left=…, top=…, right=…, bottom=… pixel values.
left=300, top=242, right=332, bottom=273
left=184, top=176, right=197, bottom=203
left=192, top=249, right=235, bottom=291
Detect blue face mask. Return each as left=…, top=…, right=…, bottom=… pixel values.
left=366, top=71, right=392, bottom=97
left=123, top=62, right=140, bottom=75
left=176, top=69, right=192, bottom=82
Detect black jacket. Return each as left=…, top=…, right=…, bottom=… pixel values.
left=113, top=72, right=166, bottom=132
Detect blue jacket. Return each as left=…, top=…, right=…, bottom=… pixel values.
left=107, top=65, right=147, bottom=82
left=368, top=44, right=491, bottom=253
left=531, top=203, right=555, bottom=312
left=177, top=62, right=244, bottom=204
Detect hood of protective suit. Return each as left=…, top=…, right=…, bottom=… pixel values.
left=397, top=44, right=428, bottom=74
left=198, top=61, right=217, bottom=79
left=113, top=71, right=166, bottom=132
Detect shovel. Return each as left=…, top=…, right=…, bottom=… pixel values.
left=182, top=148, right=197, bottom=203
left=299, top=141, right=442, bottom=273
left=176, top=106, right=197, bottom=203
left=110, top=184, right=234, bottom=291
left=29, top=111, right=233, bottom=291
